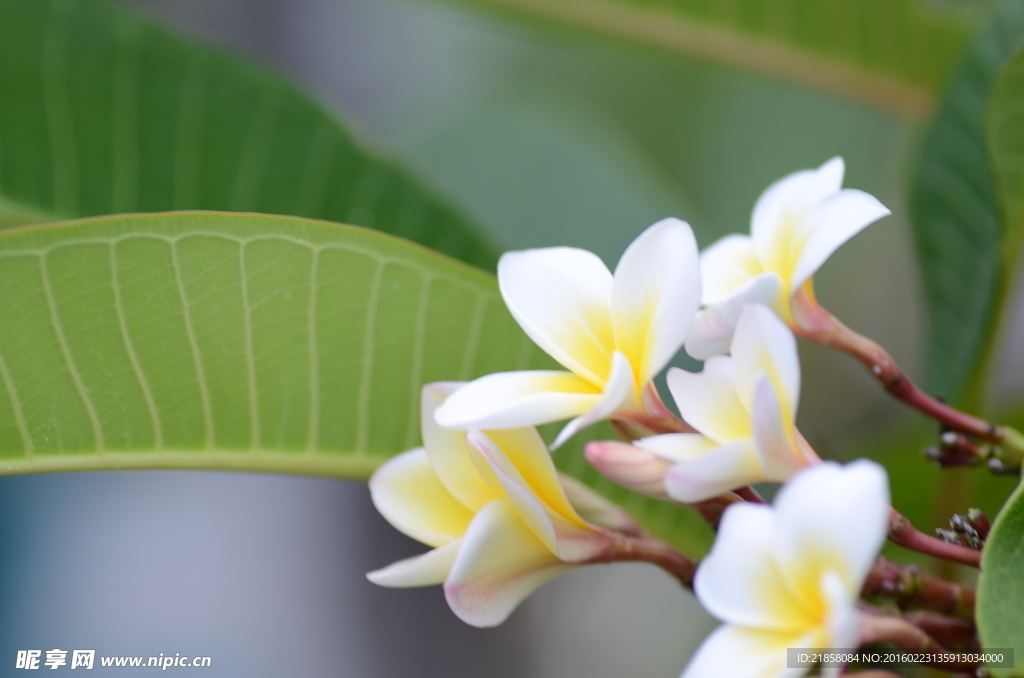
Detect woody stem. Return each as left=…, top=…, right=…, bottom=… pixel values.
left=861, top=556, right=975, bottom=620
left=587, top=532, right=696, bottom=589
left=791, top=289, right=1024, bottom=465
left=888, top=509, right=981, bottom=568
left=858, top=614, right=975, bottom=672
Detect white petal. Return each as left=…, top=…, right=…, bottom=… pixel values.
left=421, top=382, right=499, bottom=511
left=700, top=234, right=762, bottom=305
left=498, top=247, right=614, bottom=385
left=731, top=305, right=800, bottom=419
left=823, top=570, right=859, bottom=650
left=694, top=503, right=810, bottom=632
left=667, top=360, right=751, bottom=444
left=366, top=538, right=462, bottom=588
left=552, top=351, right=635, bottom=449
left=663, top=438, right=765, bottom=503
left=750, top=375, right=806, bottom=482
left=433, top=371, right=600, bottom=431
left=369, top=448, right=474, bottom=547
left=635, top=432, right=718, bottom=464
left=772, top=461, right=890, bottom=600
left=789, top=188, right=890, bottom=292
left=611, top=218, right=701, bottom=382
left=484, top=427, right=584, bottom=525
left=444, top=498, right=575, bottom=628
left=681, top=624, right=810, bottom=678
left=751, top=158, right=845, bottom=277
left=684, top=272, right=785, bottom=360
left=467, top=431, right=606, bottom=562
left=465, top=431, right=558, bottom=553
left=585, top=440, right=673, bottom=500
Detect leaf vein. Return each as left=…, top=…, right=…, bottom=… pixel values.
left=170, top=238, right=215, bottom=448
left=458, top=295, right=487, bottom=380
left=355, top=260, right=385, bottom=455
left=39, top=252, right=104, bottom=451
left=0, top=346, right=33, bottom=455
left=110, top=242, right=163, bottom=449
left=307, top=249, right=320, bottom=453
left=239, top=242, right=260, bottom=450
left=406, top=274, right=432, bottom=449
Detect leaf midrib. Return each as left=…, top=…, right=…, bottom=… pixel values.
left=464, top=0, right=943, bottom=120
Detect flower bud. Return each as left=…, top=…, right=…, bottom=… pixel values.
left=585, top=440, right=672, bottom=500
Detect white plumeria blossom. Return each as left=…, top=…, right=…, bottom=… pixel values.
left=637, top=305, right=819, bottom=503
left=367, top=382, right=620, bottom=627
left=682, top=460, right=890, bottom=678
left=434, top=218, right=701, bottom=447
left=686, top=158, right=890, bottom=360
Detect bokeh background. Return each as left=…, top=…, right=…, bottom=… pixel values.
left=0, top=0, right=1017, bottom=675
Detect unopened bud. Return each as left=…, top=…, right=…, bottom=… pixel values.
left=967, top=508, right=991, bottom=539
left=987, top=457, right=1019, bottom=475
left=935, top=528, right=964, bottom=546
left=949, top=514, right=983, bottom=549
left=585, top=441, right=672, bottom=500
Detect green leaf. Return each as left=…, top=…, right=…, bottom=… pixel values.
left=0, top=0, right=497, bottom=269
left=0, top=212, right=711, bottom=558
left=989, top=43, right=1024, bottom=299
left=452, top=0, right=988, bottom=119
left=910, top=0, right=1024, bottom=405
left=978, top=473, right=1024, bottom=670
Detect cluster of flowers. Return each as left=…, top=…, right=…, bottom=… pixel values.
left=368, top=159, right=900, bottom=675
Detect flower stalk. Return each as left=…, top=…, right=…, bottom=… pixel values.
left=901, top=611, right=977, bottom=650
left=888, top=509, right=982, bottom=568
left=858, top=613, right=975, bottom=672
left=584, top=531, right=697, bottom=588
left=861, top=556, right=975, bottom=620
left=791, top=287, right=1024, bottom=468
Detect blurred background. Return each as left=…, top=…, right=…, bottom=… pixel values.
left=0, top=0, right=1012, bottom=675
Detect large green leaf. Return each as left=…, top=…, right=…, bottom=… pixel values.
left=0, top=0, right=497, bottom=269
left=451, top=0, right=989, bottom=119
left=974, top=52, right=1024, bottom=666
left=910, top=0, right=1024, bottom=405
left=0, top=212, right=711, bottom=557
left=978, top=473, right=1024, bottom=670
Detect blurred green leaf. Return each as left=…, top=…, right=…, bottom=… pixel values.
left=0, top=212, right=711, bottom=557
left=0, top=0, right=497, bottom=269
left=450, top=0, right=989, bottom=119
left=990, top=43, right=1024, bottom=294
left=978, top=473, right=1024, bottom=667
left=910, top=0, right=1024, bottom=406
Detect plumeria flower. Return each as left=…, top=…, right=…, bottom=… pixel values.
left=434, top=218, right=701, bottom=448
left=682, top=460, right=890, bottom=678
left=367, top=383, right=628, bottom=627
left=634, top=305, right=819, bottom=503
left=685, top=158, right=889, bottom=360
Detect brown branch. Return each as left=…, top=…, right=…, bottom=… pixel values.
left=861, top=557, right=975, bottom=620
left=734, top=485, right=766, bottom=504
left=858, top=614, right=977, bottom=672
left=587, top=532, right=696, bottom=588
left=902, top=611, right=977, bottom=650
left=888, top=509, right=981, bottom=568
left=790, top=287, right=1019, bottom=452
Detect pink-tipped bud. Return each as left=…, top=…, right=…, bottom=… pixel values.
left=585, top=441, right=672, bottom=500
